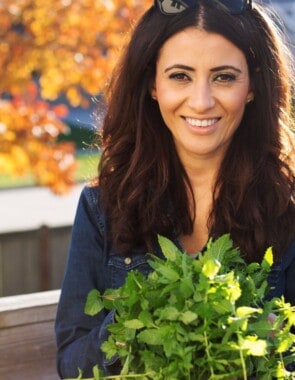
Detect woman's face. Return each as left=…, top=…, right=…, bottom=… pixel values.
left=151, top=27, right=253, bottom=164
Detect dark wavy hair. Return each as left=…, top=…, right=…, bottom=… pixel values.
left=98, top=1, right=295, bottom=262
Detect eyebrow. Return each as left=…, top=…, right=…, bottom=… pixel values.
left=211, top=65, right=242, bottom=74
left=164, top=64, right=194, bottom=73
left=164, top=64, right=242, bottom=74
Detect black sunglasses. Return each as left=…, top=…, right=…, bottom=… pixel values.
left=155, top=0, right=252, bottom=15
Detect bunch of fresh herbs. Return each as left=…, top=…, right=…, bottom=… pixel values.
left=77, top=234, right=295, bottom=379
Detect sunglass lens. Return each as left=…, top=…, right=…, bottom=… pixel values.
left=156, top=0, right=195, bottom=15
left=213, top=0, right=247, bottom=14
left=156, top=0, right=185, bottom=14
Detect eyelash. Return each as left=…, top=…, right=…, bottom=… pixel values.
left=169, top=72, right=190, bottom=81
left=214, top=73, right=236, bottom=82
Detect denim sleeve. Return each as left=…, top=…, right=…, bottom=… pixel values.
left=55, top=186, right=120, bottom=378
left=285, top=256, right=295, bottom=306
left=282, top=238, right=295, bottom=306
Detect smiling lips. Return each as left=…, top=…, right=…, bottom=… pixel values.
left=185, top=117, right=220, bottom=127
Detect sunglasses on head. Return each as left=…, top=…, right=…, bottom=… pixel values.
left=155, top=0, right=252, bottom=15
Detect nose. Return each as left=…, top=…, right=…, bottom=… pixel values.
left=187, top=81, right=215, bottom=112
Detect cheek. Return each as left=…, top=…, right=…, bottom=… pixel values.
left=156, top=87, right=182, bottom=114
left=223, top=92, right=248, bottom=121
left=154, top=77, right=181, bottom=107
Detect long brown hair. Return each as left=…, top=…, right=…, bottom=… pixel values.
left=98, top=1, right=295, bottom=261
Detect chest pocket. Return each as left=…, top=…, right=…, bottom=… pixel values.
left=108, top=253, right=152, bottom=289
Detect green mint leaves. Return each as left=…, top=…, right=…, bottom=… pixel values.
left=82, top=234, right=295, bottom=380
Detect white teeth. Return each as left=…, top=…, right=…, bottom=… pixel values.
left=186, top=117, right=218, bottom=127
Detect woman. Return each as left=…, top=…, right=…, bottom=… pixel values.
left=55, top=0, right=295, bottom=378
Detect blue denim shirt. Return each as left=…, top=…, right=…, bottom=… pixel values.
left=55, top=185, right=295, bottom=379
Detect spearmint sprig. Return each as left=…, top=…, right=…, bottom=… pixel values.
left=79, top=234, right=295, bottom=380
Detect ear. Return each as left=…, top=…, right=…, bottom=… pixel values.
left=246, top=89, right=254, bottom=104
left=149, top=81, right=157, bottom=100
left=246, top=79, right=255, bottom=104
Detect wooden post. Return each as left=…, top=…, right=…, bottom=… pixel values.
left=39, top=225, right=51, bottom=291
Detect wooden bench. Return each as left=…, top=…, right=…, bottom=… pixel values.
left=0, top=289, right=60, bottom=380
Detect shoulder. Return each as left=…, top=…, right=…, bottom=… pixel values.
left=76, top=182, right=106, bottom=235
left=78, top=182, right=103, bottom=210
left=80, top=182, right=101, bottom=205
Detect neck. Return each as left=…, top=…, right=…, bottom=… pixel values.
left=178, top=153, right=222, bottom=254
left=184, top=159, right=220, bottom=194
left=178, top=148, right=224, bottom=189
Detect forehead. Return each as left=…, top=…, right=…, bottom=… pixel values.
left=157, top=27, right=248, bottom=69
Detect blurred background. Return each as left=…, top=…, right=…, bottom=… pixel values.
left=0, top=0, right=294, bottom=297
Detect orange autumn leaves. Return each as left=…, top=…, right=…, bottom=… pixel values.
left=0, top=83, right=75, bottom=194
left=0, top=0, right=150, bottom=193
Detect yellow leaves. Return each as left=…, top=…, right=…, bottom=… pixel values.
left=40, top=67, right=66, bottom=101
left=66, top=87, right=83, bottom=108
left=0, top=88, right=77, bottom=194
left=32, top=142, right=77, bottom=194
left=0, top=146, right=30, bottom=176
left=0, top=0, right=151, bottom=101
left=0, top=0, right=151, bottom=192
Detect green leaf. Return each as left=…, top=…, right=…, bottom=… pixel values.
left=212, top=298, right=235, bottom=314
left=92, top=365, right=102, bottom=379
left=138, top=325, right=173, bottom=347
left=236, top=306, right=262, bottom=317
left=103, top=288, right=120, bottom=309
left=205, top=234, right=233, bottom=262
left=84, top=289, right=104, bottom=316
left=274, top=361, right=290, bottom=378
left=157, top=306, right=180, bottom=321
left=156, top=264, right=180, bottom=282
left=187, top=332, right=204, bottom=342
left=140, top=349, right=166, bottom=373
left=240, top=336, right=267, bottom=356
left=138, top=310, right=154, bottom=327
left=276, top=329, right=295, bottom=353
left=138, top=328, right=163, bottom=345
left=158, top=235, right=180, bottom=261
left=261, top=247, right=273, bottom=270
left=179, top=277, right=195, bottom=298
left=124, top=319, right=145, bottom=329
left=202, top=258, right=221, bottom=279
left=101, top=339, right=120, bottom=360
left=180, top=310, right=198, bottom=325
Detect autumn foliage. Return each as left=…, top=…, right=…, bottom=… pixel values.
left=0, top=0, right=150, bottom=193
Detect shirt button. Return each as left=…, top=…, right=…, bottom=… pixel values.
left=124, top=257, right=132, bottom=265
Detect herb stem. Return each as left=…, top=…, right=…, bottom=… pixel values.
left=71, top=372, right=154, bottom=380
left=203, top=295, right=215, bottom=378
left=104, top=372, right=153, bottom=379
left=238, top=334, right=247, bottom=380
left=204, top=328, right=215, bottom=378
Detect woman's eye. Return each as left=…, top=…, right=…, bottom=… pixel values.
left=169, top=72, right=190, bottom=81
left=214, top=73, right=236, bottom=83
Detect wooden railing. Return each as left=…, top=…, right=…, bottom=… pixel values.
left=0, top=226, right=70, bottom=297
left=0, top=289, right=60, bottom=380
